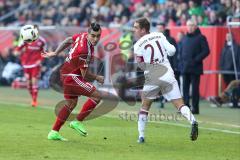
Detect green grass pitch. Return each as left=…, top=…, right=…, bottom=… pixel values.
left=0, top=87, right=239, bottom=160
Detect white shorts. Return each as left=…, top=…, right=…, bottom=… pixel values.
left=142, top=64, right=182, bottom=101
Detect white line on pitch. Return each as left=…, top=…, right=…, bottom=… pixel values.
left=0, top=100, right=240, bottom=135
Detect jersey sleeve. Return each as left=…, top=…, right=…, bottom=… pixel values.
left=39, top=37, right=47, bottom=51
left=70, top=34, right=89, bottom=69
left=162, top=35, right=176, bottom=56
left=15, top=41, right=26, bottom=51
left=134, top=44, right=145, bottom=63
left=80, top=46, right=90, bottom=69
left=134, top=44, right=143, bottom=56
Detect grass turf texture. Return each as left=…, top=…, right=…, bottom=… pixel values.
left=0, top=87, right=239, bottom=160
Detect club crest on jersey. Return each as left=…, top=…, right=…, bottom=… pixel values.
left=37, top=41, right=42, bottom=46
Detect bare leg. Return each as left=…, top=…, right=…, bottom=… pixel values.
left=137, top=98, right=153, bottom=142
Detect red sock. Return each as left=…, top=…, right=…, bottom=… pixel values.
left=77, top=99, right=98, bottom=121
left=52, top=104, right=74, bottom=131
left=27, top=84, right=33, bottom=99
left=32, top=85, right=38, bottom=102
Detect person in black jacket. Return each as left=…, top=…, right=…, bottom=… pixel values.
left=176, top=31, right=185, bottom=84
left=156, top=22, right=180, bottom=85
left=180, top=19, right=210, bottom=114
left=219, top=33, right=240, bottom=85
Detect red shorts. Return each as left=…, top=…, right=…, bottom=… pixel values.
left=63, top=76, right=96, bottom=99
left=23, top=66, right=41, bottom=79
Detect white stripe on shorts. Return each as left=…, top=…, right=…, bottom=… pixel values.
left=72, top=76, right=92, bottom=92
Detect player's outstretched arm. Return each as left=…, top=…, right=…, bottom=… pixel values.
left=41, top=37, right=73, bottom=58
left=162, top=35, right=176, bottom=56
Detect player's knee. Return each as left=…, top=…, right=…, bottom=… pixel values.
left=141, top=106, right=150, bottom=111
left=90, top=93, right=101, bottom=103
left=66, top=99, right=78, bottom=108
left=32, top=78, right=38, bottom=84
left=27, top=81, right=32, bottom=87
left=91, top=90, right=102, bottom=100
left=171, top=98, right=184, bottom=108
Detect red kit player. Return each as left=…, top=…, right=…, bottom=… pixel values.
left=14, top=25, right=46, bottom=107
left=42, top=23, right=104, bottom=141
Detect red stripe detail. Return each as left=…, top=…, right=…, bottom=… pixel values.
left=178, top=105, right=186, bottom=111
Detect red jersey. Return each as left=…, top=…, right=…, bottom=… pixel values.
left=16, top=36, right=46, bottom=68
left=61, top=33, right=94, bottom=78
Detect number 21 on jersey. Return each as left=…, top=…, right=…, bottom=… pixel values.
left=144, top=40, right=164, bottom=64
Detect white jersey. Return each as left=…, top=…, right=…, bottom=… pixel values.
left=134, top=32, right=181, bottom=101
left=134, top=32, right=176, bottom=64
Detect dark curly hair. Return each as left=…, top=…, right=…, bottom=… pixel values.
left=88, top=22, right=101, bottom=33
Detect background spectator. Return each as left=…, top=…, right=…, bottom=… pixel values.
left=176, top=31, right=185, bottom=86
left=156, top=22, right=180, bottom=85
left=180, top=19, right=210, bottom=114
left=0, top=0, right=237, bottom=27
left=219, top=33, right=240, bottom=85
left=209, top=80, right=240, bottom=108
left=0, top=49, right=21, bottom=86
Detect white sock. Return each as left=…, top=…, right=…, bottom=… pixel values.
left=138, top=109, right=148, bottom=138
left=180, top=105, right=196, bottom=124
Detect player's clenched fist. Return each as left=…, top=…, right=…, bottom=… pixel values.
left=96, top=75, right=104, bottom=84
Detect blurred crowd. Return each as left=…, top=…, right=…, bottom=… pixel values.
left=0, top=0, right=239, bottom=27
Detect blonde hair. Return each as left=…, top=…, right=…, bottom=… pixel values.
left=135, top=17, right=150, bottom=32
left=186, top=19, right=197, bottom=26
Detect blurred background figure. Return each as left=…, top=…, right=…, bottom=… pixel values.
left=219, top=33, right=240, bottom=86
left=209, top=80, right=240, bottom=108
left=0, top=48, right=20, bottom=86
left=180, top=19, right=210, bottom=114
left=0, top=0, right=237, bottom=27
left=156, top=22, right=180, bottom=85
left=177, top=31, right=185, bottom=78
left=176, top=31, right=185, bottom=87
left=14, top=25, right=46, bottom=107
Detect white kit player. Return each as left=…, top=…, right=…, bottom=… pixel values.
left=133, top=17, right=198, bottom=143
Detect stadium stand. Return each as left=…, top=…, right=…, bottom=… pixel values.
left=0, top=0, right=239, bottom=27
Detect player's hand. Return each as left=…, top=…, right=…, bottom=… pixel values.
left=41, top=51, right=56, bottom=58
left=13, top=50, right=20, bottom=56
left=35, top=60, right=41, bottom=66
left=96, top=75, right=104, bottom=84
